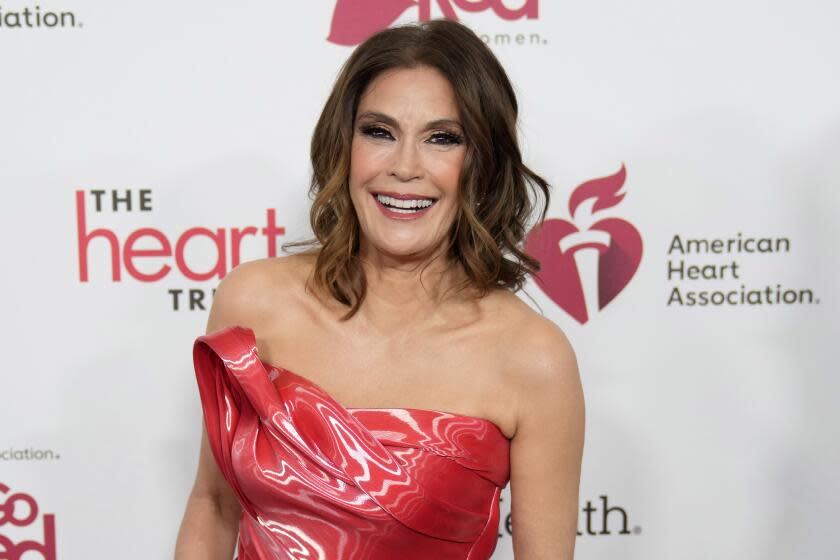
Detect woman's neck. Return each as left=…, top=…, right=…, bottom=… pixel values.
left=355, top=242, right=472, bottom=333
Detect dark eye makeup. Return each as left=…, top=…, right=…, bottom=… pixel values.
left=359, top=125, right=394, bottom=140
left=357, top=125, right=463, bottom=146
left=428, top=131, right=463, bottom=145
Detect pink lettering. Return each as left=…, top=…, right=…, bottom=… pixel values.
left=0, top=483, right=56, bottom=560
left=174, top=227, right=227, bottom=282
left=262, top=209, right=286, bottom=258
left=231, top=226, right=258, bottom=269
left=124, top=228, right=172, bottom=282
left=328, top=0, right=538, bottom=46
left=420, top=0, right=538, bottom=20
left=76, top=189, right=121, bottom=281
left=74, top=190, right=286, bottom=283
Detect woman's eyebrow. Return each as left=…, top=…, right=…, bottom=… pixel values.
left=425, top=118, right=462, bottom=130
left=356, top=111, right=399, bottom=128
left=356, top=111, right=463, bottom=131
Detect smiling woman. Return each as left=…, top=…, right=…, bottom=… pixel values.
left=175, top=18, right=584, bottom=560
left=294, top=19, right=554, bottom=321
left=349, top=66, right=465, bottom=260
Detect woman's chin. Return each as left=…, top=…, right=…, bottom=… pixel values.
left=364, top=240, right=438, bottom=261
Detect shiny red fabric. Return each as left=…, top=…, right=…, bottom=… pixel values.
left=194, top=325, right=511, bottom=560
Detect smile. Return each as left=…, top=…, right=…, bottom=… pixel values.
left=371, top=192, right=437, bottom=219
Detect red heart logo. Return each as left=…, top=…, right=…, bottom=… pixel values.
left=524, top=165, right=643, bottom=324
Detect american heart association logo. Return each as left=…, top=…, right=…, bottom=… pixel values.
left=524, top=164, right=643, bottom=324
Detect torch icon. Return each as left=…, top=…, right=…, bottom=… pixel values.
left=558, top=228, right=612, bottom=323
left=525, top=164, right=642, bottom=325
left=563, top=164, right=628, bottom=320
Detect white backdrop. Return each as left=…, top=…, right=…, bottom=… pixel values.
left=1, top=1, right=838, bottom=558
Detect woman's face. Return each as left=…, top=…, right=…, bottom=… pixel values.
left=349, top=65, right=466, bottom=262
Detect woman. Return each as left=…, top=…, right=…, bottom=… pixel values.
left=175, top=19, right=584, bottom=560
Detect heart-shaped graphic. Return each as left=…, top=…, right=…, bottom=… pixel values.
left=524, top=165, right=642, bottom=324
left=525, top=218, right=642, bottom=324
left=328, top=0, right=417, bottom=46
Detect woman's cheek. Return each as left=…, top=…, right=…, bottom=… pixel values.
left=429, top=150, right=465, bottom=192
left=350, top=140, right=389, bottom=186
left=349, top=142, right=370, bottom=186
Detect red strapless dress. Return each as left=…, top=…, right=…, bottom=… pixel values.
left=193, top=325, right=511, bottom=560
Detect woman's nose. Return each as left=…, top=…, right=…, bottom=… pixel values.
left=388, top=140, right=422, bottom=182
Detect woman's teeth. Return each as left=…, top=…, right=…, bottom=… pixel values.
left=375, top=194, right=435, bottom=213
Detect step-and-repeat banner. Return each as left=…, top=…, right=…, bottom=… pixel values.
left=2, top=1, right=838, bottom=558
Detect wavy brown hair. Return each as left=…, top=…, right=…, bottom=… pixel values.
left=282, top=19, right=550, bottom=320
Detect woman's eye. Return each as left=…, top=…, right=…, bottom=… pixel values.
left=360, top=126, right=393, bottom=140
left=428, top=132, right=463, bottom=146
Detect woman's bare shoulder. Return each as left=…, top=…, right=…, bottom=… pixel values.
left=205, top=253, right=315, bottom=334
left=485, top=289, right=566, bottom=337
left=490, top=290, right=580, bottom=422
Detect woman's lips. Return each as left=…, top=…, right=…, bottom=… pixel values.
left=372, top=190, right=437, bottom=201
left=371, top=192, right=436, bottom=221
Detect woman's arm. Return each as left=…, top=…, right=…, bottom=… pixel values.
left=507, top=316, right=585, bottom=559
left=174, top=260, right=277, bottom=558
left=174, top=425, right=242, bottom=560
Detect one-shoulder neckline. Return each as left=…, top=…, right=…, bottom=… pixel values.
left=256, top=356, right=510, bottom=440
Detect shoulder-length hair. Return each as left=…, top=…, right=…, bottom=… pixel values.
left=283, top=18, right=550, bottom=320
